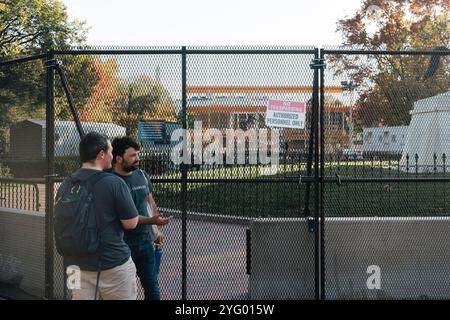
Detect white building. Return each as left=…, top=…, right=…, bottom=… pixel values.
left=400, top=91, right=450, bottom=172
left=363, top=126, right=408, bottom=156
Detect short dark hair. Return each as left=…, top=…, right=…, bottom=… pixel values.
left=79, top=132, right=110, bottom=163
left=111, top=136, right=140, bottom=162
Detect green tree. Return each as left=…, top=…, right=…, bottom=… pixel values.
left=0, top=0, right=87, bottom=55
left=0, top=161, right=12, bottom=178
left=54, top=55, right=99, bottom=121
left=332, top=0, right=449, bottom=128
left=115, top=75, right=177, bottom=136
left=0, top=0, right=98, bottom=135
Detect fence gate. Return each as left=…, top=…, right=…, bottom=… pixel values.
left=181, top=47, right=319, bottom=300
left=321, top=48, right=450, bottom=300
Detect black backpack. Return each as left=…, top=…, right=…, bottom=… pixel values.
left=54, top=171, right=111, bottom=257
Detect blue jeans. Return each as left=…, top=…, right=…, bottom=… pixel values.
left=129, top=240, right=161, bottom=300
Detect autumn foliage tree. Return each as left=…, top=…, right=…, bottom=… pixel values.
left=332, top=0, right=449, bottom=129
left=78, top=57, right=121, bottom=122
left=60, top=58, right=177, bottom=136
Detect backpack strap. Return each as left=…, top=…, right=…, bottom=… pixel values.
left=84, top=171, right=112, bottom=300
left=86, top=171, right=113, bottom=190
left=139, top=169, right=149, bottom=186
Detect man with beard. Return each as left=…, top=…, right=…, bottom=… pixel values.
left=111, top=136, right=172, bottom=300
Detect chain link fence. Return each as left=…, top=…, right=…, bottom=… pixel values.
left=1, top=46, right=449, bottom=300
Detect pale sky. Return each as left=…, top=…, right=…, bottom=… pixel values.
left=60, top=0, right=364, bottom=47
left=58, top=0, right=367, bottom=101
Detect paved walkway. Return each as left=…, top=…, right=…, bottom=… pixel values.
left=156, top=218, right=250, bottom=300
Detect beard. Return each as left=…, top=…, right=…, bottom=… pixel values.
left=123, top=162, right=139, bottom=172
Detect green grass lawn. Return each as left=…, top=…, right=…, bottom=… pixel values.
left=153, top=162, right=450, bottom=218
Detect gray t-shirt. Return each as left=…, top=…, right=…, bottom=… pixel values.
left=64, top=168, right=139, bottom=271
left=114, top=169, right=154, bottom=245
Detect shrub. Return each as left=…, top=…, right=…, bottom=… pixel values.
left=0, top=162, right=13, bottom=178
left=54, top=156, right=80, bottom=177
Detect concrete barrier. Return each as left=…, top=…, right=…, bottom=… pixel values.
left=0, top=208, right=45, bottom=298
left=249, top=217, right=450, bottom=300
left=4, top=207, right=450, bottom=300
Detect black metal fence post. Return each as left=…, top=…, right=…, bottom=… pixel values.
left=45, top=50, right=55, bottom=300
left=310, top=48, right=321, bottom=300
left=319, top=48, right=326, bottom=300
left=181, top=46, right=188, bottom=301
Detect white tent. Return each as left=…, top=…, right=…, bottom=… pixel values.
left=54, top=121, right=126, bottom=157
left=9, top=120, right=127, bottom=160
left=400, top=91, right=450, bottom=172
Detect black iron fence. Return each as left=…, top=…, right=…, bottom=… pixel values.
left=0, top=178, right=41, bottom=211
left=1, top=46, right=449, bottom=300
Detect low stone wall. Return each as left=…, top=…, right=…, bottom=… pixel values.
left=0, top=208, right=45, bottom=298
left=250, top=217, right=450, bottom=299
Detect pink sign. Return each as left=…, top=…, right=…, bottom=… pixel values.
left=267, top=100, right=305, bottom=113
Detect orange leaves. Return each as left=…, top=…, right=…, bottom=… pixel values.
left=80, top=57, right=121, bottom=122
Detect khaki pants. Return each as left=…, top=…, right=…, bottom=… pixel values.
left=72, top=257, right=137, bottom=300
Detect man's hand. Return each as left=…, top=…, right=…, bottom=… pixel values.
left=152, top=214, right=172, bottom=226
left=154, top=233, right=165, bottom=245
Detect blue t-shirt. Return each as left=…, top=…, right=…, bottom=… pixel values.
left=114, top=169, right=154, bottom=245
left=63, top=168, right=139, bottom=271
